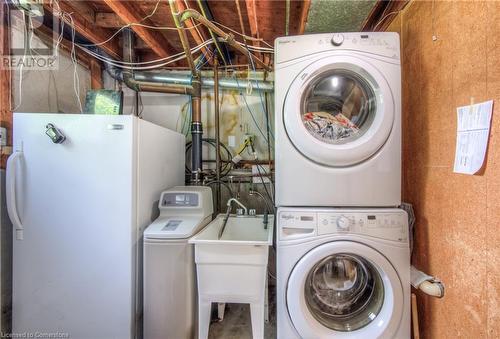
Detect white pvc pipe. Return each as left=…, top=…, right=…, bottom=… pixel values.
left=418, top=280, right=444, bottom=298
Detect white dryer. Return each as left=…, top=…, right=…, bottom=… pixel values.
left=276, top=207, right=410, bottom=339
left=274, top=32, right=401, bottom=207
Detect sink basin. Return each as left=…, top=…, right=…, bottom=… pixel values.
left=190, top=214, right=274, bottom=245
left=189, top=214, right=274, bottom=339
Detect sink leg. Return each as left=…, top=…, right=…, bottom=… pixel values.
left=250, top=302, right=265, bottom=339
left=217, top=302, right=226, bottom=321
left=264, top=277, right=269, bottom=323
left=198, top=301, right=211, bottom=339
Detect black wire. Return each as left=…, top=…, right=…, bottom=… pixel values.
left=185, top=139, right=232, bottom=174
left=204, top=180, right=234, bottom=198
left=256, top=164, right=274, bottom=204
left=185, top=138, right=233, bottom=176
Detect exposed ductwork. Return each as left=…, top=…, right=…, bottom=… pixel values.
left=112, top=5, right=274, bottom=185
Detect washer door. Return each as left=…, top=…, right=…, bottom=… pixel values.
left=286, top=241, right=403, bottom=338
left=283, top=55, right=394, bottom=167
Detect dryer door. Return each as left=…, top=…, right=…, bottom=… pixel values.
left=283, top=55, right=394, bottom=167
left=286, top=241, right=403, bottom=338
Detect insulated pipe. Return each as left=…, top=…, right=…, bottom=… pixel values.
left=169, top=0, right=196, bottom=72
left=178, top=9, right=272, bottom=72
left=214, top=58, right=221, bottom=213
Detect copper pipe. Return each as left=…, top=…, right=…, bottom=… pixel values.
left=214, top=58, right=221, bottom=213
left=169, top=0, right=204, bottom=182
left=179, top=9, right=272, bottom=71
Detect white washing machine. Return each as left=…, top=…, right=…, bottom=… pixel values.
left=276, top=207, right=410, bottom=339
left=143, top=186, right=213, bottom=339
left=274, top=32, right=401, bottom=207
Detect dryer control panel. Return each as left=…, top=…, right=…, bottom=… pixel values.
left=278, top=209, right=408, bottom=243
left=275, top=32, right=401, bottom=64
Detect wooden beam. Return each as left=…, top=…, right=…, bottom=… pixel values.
left=244, top=0, right=261, bottom=56
left=298, top=0, right=311, bottom=35
left=0, top=2, right=11, bottom=168
left=43, top=1, right=121, bottom=60
left=244, top=0, right=259, bottom=39
left=95, top=12, right=124, bottom=28
left=175, top=0, right=212, bottom=64
left=90, top=59, right=103, bottom=90
left=63, top=0, right=95, bottom=24
left=102, top=0, right=173, bottom=58
left=361, top=0, right=409, bottom=31
left=33, top=24, right=90, bottom=67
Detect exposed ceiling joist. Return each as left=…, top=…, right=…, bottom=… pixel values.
left=64, top=0, right=95, bottom=24
left=95, top=13, right=124, bottom=28
left=102, top=0, right=174, bottom=58
left=298, top=0, right=311, bottom=35
left=244, top=0, right=261, bottom=56
left=361, top=0, right=409, bottom=31
left=33, top=24, right=90, bottom=66
left=244, top=0, right=259, bottom=39
left=43, top=1, right=121, bottom=60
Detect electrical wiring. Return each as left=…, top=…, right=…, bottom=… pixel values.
left=212, top=20, right=274, bottom=49
left=373, top=10, right=401, bottom=31
left=255, top=164, right=274, bottom=204
left=204, top=180, right=234, bottom=198
left=12, top=12, right=27, bottom=111
left=245, top=40, right=275, bottom=141
left=77, top=39, right=216, bottom=70
left=67, top=13, right=83, bottom=113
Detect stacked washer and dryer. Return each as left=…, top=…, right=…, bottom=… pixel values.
left=274, top=32, right=410, bottom=338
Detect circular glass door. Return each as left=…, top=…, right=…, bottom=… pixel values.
left=302, top=70, right=376, bottom=145
left=283, top=55, right=395, bottom=167
left=286, top=241, right=403, bottom=338
left=304, top=253, right=384, bottom=332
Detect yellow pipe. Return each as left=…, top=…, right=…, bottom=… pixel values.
left=179, top=9, right=272, bottom=72
left=169, top=0, right=196, bottom=72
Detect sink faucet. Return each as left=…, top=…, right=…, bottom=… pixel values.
left=227, top=198, right=248, bottom=216
left=249, top=190, right=273, bottom=229
left=218, top=198, right=248, bottom=239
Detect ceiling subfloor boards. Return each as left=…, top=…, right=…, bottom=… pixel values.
left=102, top=0, right=174, bottom=58
left=43, top=1, right=122, bottom=60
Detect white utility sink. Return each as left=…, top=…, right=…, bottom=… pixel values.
left=189, top=214, right=274, bottom=339
left=190, top=214, right=273, bottom=245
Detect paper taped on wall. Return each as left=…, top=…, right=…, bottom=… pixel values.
left=453, top=100, right=493, bottom=175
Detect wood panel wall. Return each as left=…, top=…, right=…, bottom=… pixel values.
left=0, top=3, right=11, bottom=169
left=386, top=1, right=499, bottom=338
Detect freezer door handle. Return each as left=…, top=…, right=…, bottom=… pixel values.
left=6, top=151, right=24, bottom=240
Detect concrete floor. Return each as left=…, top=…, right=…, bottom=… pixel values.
left=208, top=286, right=276, bottom=339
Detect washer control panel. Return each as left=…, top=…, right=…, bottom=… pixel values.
left=279, top=209, right=408, bottom=243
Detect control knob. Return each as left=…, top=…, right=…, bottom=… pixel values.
left=331, top=33, right=344, bottom=46
left=336, top=216, right=350, bottom=231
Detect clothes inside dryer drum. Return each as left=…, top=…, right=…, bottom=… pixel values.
left=304, top=253, right=384, bottom=332
left=301, top=69, right=377, bottom=144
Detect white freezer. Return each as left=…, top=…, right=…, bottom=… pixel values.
left=6, top=113, right=185, bottom=338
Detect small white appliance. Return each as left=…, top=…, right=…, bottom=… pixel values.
left=277, top=207, right=410, bottom=339
left=143, top=186, right=213, bottom=339
left=6, top=113, right=185, bottom=338
left=274, top=32, right=402, bottom=207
